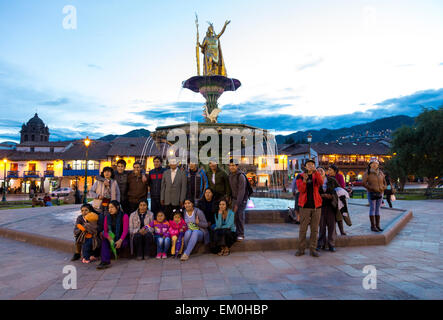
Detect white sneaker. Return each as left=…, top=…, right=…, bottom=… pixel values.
left=237, top=236, right=244, bottom=241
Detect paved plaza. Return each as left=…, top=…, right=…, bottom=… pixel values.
left=0, top=199, right=442, bottom=300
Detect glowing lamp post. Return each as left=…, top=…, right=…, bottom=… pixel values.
left=2, top=158, right=6, bottom=202
left=307, top=133, right=312, bottom=160
left=83, top=136, right=91, bottom=205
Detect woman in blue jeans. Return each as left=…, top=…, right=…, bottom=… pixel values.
left=181, top=199, right=209, bottom=261
left=362, top=159, right=387, bottom=232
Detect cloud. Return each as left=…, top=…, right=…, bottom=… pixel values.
left=87, top=64, right=103, bottom=70
left=0, top=119, right=22, bottom=127
left=38, top=97, right=70, bottom=106
left=49, top=127, right=105, bottom=141
left=375, top=88, right=443, bottom=111
left=296, top=57, right=323, bottom=71
left=119, top=121, right=149, bottom=127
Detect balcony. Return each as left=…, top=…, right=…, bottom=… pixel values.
left=44, top=170, right=55, bottom=177
left=63, top=169, right=100, bottom=177
left=24, top=171, right=40, bottom=178
left=319, top=161, right=368, bottom=168
left=7, top=170, right=19, bottom=178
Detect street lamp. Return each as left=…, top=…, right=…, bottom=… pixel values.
left=2, top=158, right=6, bottom=202
left=307, top=133, right=312, bottom=160
left=83, top=136, right=91, bottom=204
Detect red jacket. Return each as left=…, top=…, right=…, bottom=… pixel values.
left=296, top=171, right=323, bottom=209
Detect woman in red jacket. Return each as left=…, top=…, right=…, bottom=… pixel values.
left=295, top=159, right=323, bottom=257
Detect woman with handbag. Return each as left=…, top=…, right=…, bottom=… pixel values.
left=181, top=199, right=209, bottom=261
left=384, top=174, right=395, bottom=208
left=89, top=167, right=121, bottom=214
left=362, top=159, right=387, bottom=232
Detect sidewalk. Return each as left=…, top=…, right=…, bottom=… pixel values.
left=0, top=199, right=441, bottom=300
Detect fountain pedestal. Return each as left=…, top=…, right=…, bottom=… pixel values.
left=182, top=75, right=241, bottom=123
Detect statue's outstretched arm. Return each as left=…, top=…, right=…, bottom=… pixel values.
left=217, top=20, right=231, bottom=38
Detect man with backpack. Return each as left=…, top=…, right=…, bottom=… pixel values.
left=228, top=159, right=253, bottom=241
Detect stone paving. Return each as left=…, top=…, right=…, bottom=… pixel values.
left=0, top=199, right=441, bottom=300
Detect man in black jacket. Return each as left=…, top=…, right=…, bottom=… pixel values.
left=148, top=156, right=166, bottom=217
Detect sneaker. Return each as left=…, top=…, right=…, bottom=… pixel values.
left=156, top=253, right=162, bottom=259
left=329, top=247, right=336, bottom=252
left=295, top=250, right=305, bottom=256
left=162, top=253, right=167, bottom=259
left=180, top=253, right=189, bottom=261
left=96, top=262, right=111, bottom=270
left=71, top=253, right=81, bottom=261
left=237, top=236, right=244, bottom=241
left=310, top=250, right=320, bottom=257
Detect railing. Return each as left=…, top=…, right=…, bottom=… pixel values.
left=44, top=170, right=55, bottom=177
left=7, top=170, right=19, bottom=178
left=63, top=169, right=100, bottom=177
left=319, top=161, right=368, bottom=167
left=24, top=171, right=40, bottom=177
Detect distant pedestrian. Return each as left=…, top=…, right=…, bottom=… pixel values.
left=362, top=159, right=387, bottom=232
left=384, top=174, right=395, bottom=208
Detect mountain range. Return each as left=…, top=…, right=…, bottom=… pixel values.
left=96, top=115, right=414, bottom=144
left=274, top=115, right=414, bottom=144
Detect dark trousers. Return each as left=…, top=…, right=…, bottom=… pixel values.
left=234, top=201, right=247, bottom=237
left=213, top=228, right=237, bottom=248
left=150, top=197, right=163, bottom=218
left=385, top=192, right=393, bottom=208
left=317, top=205, right=337, bottom=249
left=101, top=237, right=128, bottom=263
left=81, top=238, right=93, bottom=260
left=164, top=204, right=181, bottom=221
left=133, top=232, right=154, bottom=258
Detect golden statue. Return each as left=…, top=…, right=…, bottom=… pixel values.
left=195, top=16, right=230, bottom=77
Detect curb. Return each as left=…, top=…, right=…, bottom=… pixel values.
left=0, top=210, right=413, bottom=254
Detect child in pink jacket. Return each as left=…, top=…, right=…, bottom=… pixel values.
left=169, top=210, right=188, bottom=258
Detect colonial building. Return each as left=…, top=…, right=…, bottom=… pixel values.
left=281, top=141, right=392, bottom=183
left=0, top=114, right=165, bottom=194
left=20, top=113, right=49, bottom=143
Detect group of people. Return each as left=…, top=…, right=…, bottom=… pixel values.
left=31, top=193, right=59, bottom=207
left=71, top=157, right=249, bottom=269
left=292, top=158, right=391, bottom=258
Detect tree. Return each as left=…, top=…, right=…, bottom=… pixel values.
left=387, top=126, right=418, bottom=191
left=414, top=107, right=443, bottom=192
left=388, top=107, right=443, bottom=193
